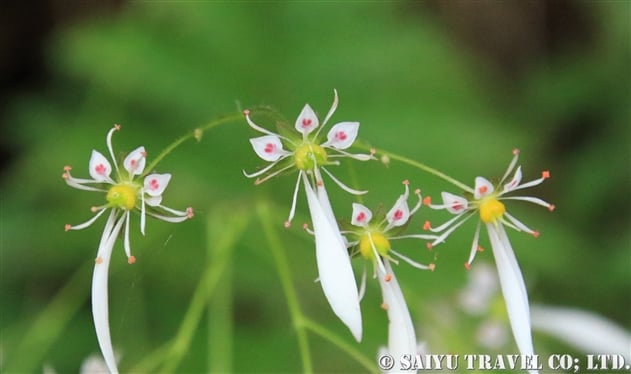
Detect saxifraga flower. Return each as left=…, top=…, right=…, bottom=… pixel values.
left=63, top=125, right=193, bottom=373
left=424, top=149, right=554, bottom=373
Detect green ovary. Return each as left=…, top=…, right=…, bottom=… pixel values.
left=106, top=184, right=137, bottom=210
left=294, top=143, right=327, bottom=171
left=359, top=232, right=390, bottom=260
left=479, top=198, right=506, bottom=224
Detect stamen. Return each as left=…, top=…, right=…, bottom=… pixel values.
left=402, top=179, right=409, bottom=186
left=320, top=167, right=368, bottom=195
left=548, top=204, right=556, bottom=212
left=381, top=154, right=390, bottom=166
left=284, top=221, right=291, bottom=228
left=428, top=263, right=436, bottom=271
left=380, top=303, right=389, bottom=310
left=186, top=207, right=194, bottom=219
left=128, top=256, right=136, bottom=264
left=542, top=170, right=550, bottom=179
left=95, top=257, right=103, bottom=264
left=384, top=274, right=392, bottom=282
left=513, top=148, right=520, bottom=155
left=64, top=224, right=71, bottom=232
left=286, top=173, right=302, bottom=226
left=426, top=243, right=432, bottom=250
left=532, top=231, right=540, bottom=238
left=423, top=196, right=432, bottom=206
left=423, top=220, right=431, bottom=230
left=369, top=148, right=376, bottom=156
left=464, top=262, right=471, bottom=270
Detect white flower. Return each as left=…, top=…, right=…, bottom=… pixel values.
left=531, top=305, right=631, bottom=361
left=424, top=149, right=554, bottom=372
left=342, top=181, right=437, bottom=367
left=244, top=90, right=374, bottom=341
left=243, top=89, right=374, bottom=227
left=63, top=125, right=193, bottom=374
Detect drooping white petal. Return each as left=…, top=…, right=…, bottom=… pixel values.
left=531, top=305, right=631, bottom=361
left=351, top=203, right=373, bottom=227
left=323, top=122, right=359, bottom=150
left=295, top=104, right=319, bottom=136
left=440, top=192, right=469, bottom=214
left=144, top=173, right=171, bottom=197
left=123, top=146, right=146, bottom=176
left=89, top=150, right=113, bottom=182
left=378, top=262, right=417, bottom=373
left=313, top=168, right=337, bottom=227
left=474, top=177, right=495, bottom=199
left=503, top=166, right=523, bottom=193
left=487, top=224, right=537, bottom=373
left=92, top=212, right=126, bottom=374
left=249, top=135, right=290, bottom=162
left=302, top=173, right=362, bottom=342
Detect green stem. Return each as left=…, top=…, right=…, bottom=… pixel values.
left=256, top=200, right=313, bottom=374
left=300, top=317, right=379, bottom=374
left=130, top=206, right=249, bottom=373
left=355, top=141, right=474, bottom=193
left=142, top=112, right=243, bottom=176
left=5, top=261, right=92, bottom=372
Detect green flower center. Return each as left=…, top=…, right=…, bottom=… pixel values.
left=294, top=143, right=327, bottom=171
left=106, top=184, right=138, bottom=210
left=479, top=198, right=505, bottom=223
left=359, top=232, right=391, bottom=260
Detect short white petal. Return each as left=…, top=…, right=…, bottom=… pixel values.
left=531, top=305, right=631, bottom=361
left=123, top=146, right=146, bottom=176
left=324, top=122, right=359, bottom=150
left=474, top=177, right=495, bottom=199
left=487, top=224, right=536, bottom=369
left=144, top=173, right=171, bottom=197
left=440, top=192, right=468, bottom=214
left=302, top=174, right=362, bottom=341
left=249, top=135, right=289, bottom=162
left=386, top=196, right=410, bottom=228
left=351, top=203, right=373, bottom=227
left=92, top=213, right=126, bottom=374
left=295, top=104, right=319, bottom=135
left=378, top=262, right=417, bottom=372
left=89, top=150, right=113, bottom=182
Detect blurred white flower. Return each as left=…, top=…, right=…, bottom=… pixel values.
left=531, top=305, right=631, bottom=361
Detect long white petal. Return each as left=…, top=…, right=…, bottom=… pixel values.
left=378, top=262, right=417, bottom=373
left=487, top=224, right=537, bottom=374
left=92, top=212, right=126, bottom=374
left=302, top=173, right=362, bottom=341
left=531, top=305, right=631, bottom=361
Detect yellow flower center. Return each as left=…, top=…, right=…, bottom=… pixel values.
left=359, top=232, right=391, bottom=260
left=294, top=143, right=327, bottom=171
left=479, top=198, right=506, bottom=223
left=106, top=184, right=137, bottom=210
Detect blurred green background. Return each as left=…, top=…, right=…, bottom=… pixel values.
left=1, top=1, right=629, bottom=373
